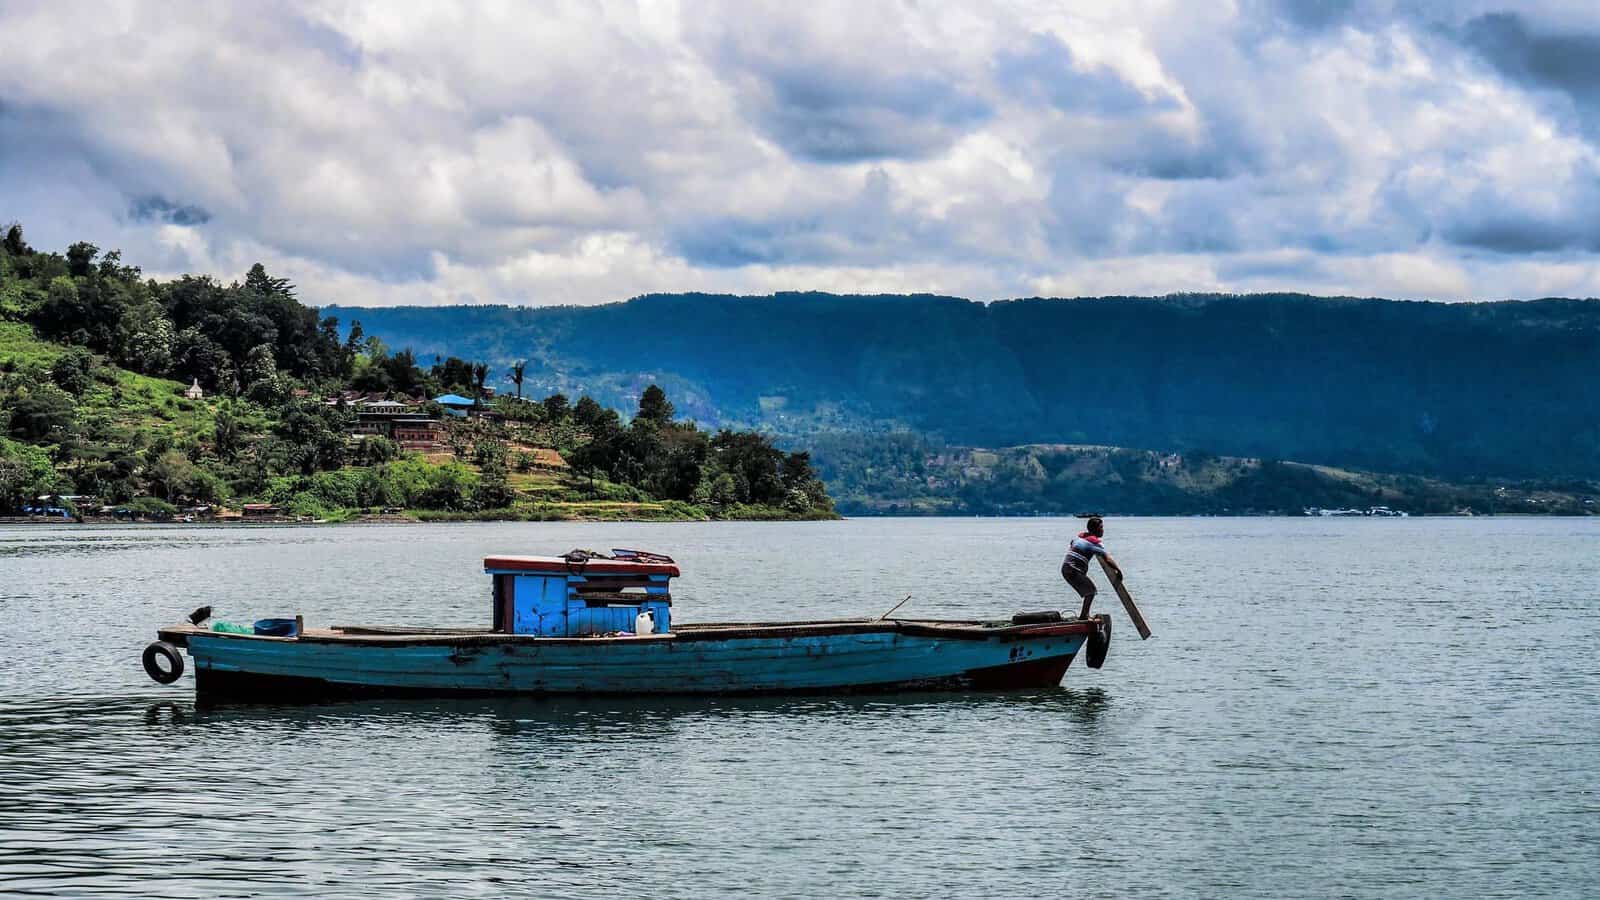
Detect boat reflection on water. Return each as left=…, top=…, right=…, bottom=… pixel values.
left=141, top=686, right=1113, bottom=738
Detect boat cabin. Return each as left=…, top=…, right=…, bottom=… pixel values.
left=484, top=551, right=677, bottom=637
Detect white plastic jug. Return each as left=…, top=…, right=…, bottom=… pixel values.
left=634, top=609, right=655, bottom=636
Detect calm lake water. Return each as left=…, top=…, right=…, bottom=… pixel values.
left=2, top=517, right=1598, bottom=898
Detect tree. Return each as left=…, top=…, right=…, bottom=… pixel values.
left=573, top=395, right=606, bottom=429
left=781, top=450, right=831, bottom=511
left=173, top=327, right=232, bottom=391
left=781, top=450, right=815, bottom=488
left=659, top=428, right=709, bottom=500
left=66, top=242, right=99, bottom=278
left=2, top=223, right=27, bottom=257
left=381, top=348, right=426, bottom=394
left=5, top=382, right=76, bottom=443
left=473, top=438, right=507, bottom=468
left=472, top=361, right=489, bottom=402
left=354, top=435, right=400, bottom=465
left=0, top=439, right=61, bottom=512
left=417, top=461, right=477, bottom=510
left=96, top=248, right=139, bottom=282
left=318, top=315, right=351, bottom=379
left=432, top=356, right=475, bottom=394
left=241, top=344, right=277, bottom=389
left=543, top=393, right=570, bottom=421
left=276, top=400, right=352, bottom=475
left=473, top=441, right=514, bottom=509
left=707, top=471, right=738, bottom=506
left=243, top=262, right=295, bottom=300
left=113, top=303, right=175, bottom=375
left=710, top=430, right=787, bottom=504
left=51, top=347, right=95, bottom=396
left=637, top=384, right=674, bottom=425
left=212, top=407, right=242, bottom=461
left=38, top=273, right=128, bottom=352
left=147, top=450, right=203, bottom=501
left=508, top=360, right=527, bottom=400
left=0, top=456, right=33, bottom=512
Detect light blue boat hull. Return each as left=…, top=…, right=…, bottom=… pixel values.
left=163, top=620, right=1098, bottom=700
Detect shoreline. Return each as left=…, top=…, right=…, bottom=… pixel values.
left=4, top=510, right=1595, bottom=527
left=0, top=506, right=842, bottom=526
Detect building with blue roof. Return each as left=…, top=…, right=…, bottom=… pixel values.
left=433, top=393, right=476, bottom=417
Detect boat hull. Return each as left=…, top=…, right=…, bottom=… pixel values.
left=166, top=621, right=1093, bottom=701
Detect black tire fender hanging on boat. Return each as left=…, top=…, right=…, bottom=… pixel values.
left=1086, top=615, right=1111, bottom=669
left=142, top=641, right=185, bottom=684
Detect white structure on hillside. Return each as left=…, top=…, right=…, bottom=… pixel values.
left=185, top=378, right=204, bottom=400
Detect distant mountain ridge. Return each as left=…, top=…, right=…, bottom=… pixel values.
left=324, top=292, right=1600, bottom=481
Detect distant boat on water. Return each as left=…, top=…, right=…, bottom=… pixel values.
left=142, top=549, right=1113, bottom=701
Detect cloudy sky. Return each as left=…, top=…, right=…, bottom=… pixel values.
left=4, top=1, right=1600, bottom=305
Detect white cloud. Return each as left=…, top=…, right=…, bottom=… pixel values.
left=2, top=0, right=1600, bottom=305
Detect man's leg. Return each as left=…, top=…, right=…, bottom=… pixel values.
left=1062, top=566, right=1097, bottom=620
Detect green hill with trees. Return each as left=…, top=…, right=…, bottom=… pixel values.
left=8, top=223, right=1594, bottom=520
left=0, top=225, right=834, bottom=522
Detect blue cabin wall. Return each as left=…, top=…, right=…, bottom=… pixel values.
left=569, top=605, right=646, bottom=636
left=486, top=569, right=672, bottom=636
left=511, top=575, right=570, bottom=635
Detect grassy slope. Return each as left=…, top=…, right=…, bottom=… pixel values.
left=2, top=320, right=219, bottom=447
left=0, top=320, right=58, bottom=367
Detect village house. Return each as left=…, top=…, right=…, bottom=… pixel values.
left=343, top=397, right=446, bottom=449
left=433, top=393, right=476, bottom=416
left=390, top=419, right=446, bottom=448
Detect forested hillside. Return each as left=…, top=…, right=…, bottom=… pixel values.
left=330, top=292, right=1600, bottom=481
left=10, top=223, right=1594, bottom=520
left=0, top=225, right=833, bottom=521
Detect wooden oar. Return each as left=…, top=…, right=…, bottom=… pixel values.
left=1100, top=558, right=1152, bottom=640
left=876, top=595, right=912, bottom=621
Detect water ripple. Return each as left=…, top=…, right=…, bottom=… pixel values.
left=2, top=518, right=1598, bottom=898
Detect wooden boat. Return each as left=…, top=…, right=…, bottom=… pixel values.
left=142, top=550, right=1113, bottom=701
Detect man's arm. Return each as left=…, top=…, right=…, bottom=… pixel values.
left=1100, top=551, right=1124, bottom=580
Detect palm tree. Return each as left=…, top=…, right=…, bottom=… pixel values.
left=212, top=407, right=241, bottom=461
left=508, top=361, right=527, bottom=400
left=472, top=362, right=488, bottom=405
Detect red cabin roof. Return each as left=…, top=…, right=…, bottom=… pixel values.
left=483, top=555, right=681, bottom=578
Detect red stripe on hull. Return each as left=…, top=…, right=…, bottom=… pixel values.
left=961, top=654, right=1075, bottom=689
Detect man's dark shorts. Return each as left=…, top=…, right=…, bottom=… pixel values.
left=1061, top=563, right=1096, bottom=600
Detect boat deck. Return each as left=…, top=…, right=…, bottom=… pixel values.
left=158, top=617, right=1098, bottom=648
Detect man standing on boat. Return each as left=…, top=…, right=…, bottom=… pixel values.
left=1063, top=516, right=1122, bottom=621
